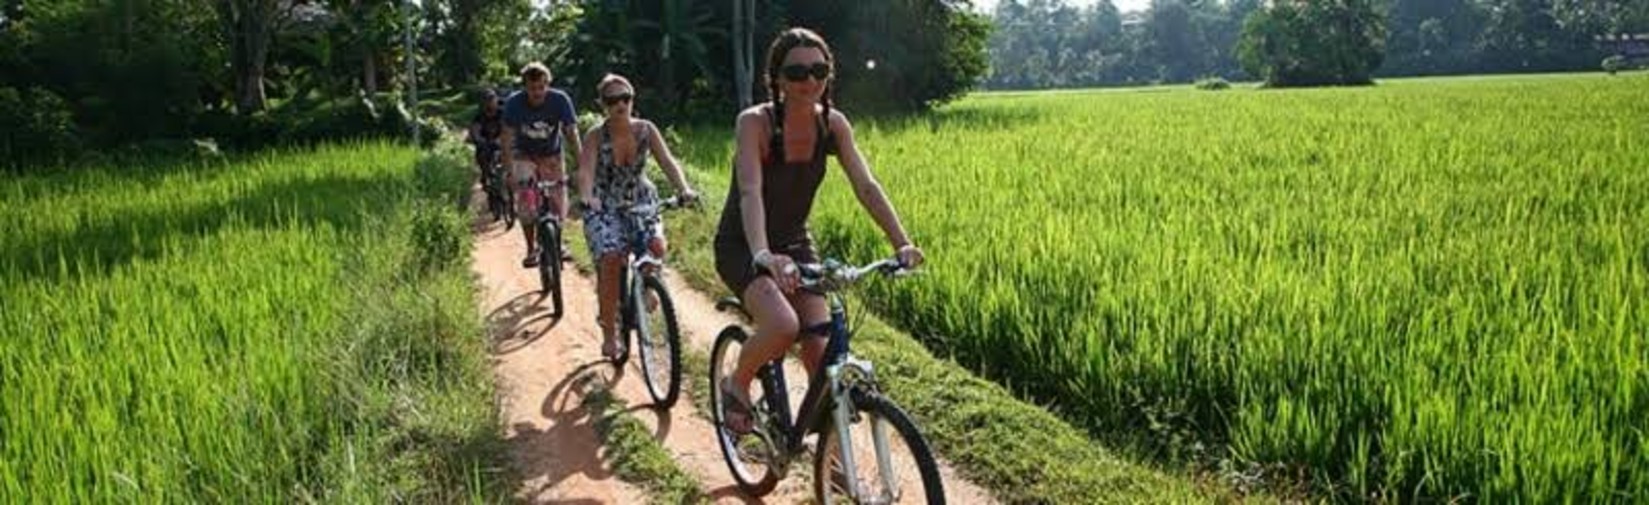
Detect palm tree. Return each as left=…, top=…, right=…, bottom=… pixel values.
left=635, top=0, right=724, bottom=117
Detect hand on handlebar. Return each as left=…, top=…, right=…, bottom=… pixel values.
left=895, top=244, right=925, bottom=269
left=755, top=250, right=800, bottom=294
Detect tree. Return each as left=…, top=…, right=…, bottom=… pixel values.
left=1239, top=0, right=1386, bottom=87
left=731, top=0, right=756, bottom=107
left=1, top=0, right=21, bottom=30
left=1146, top=0, right=1199, bottom=82
left=984, top=0, right=1255, bottom=89
left=1552, top=0, right=1649, bottom=37
left=11, top=0, right=219, bottom=141
left=1381, top=0, right=1482, bottom=75
left=635, top=0, right=723, bottom=118
left=791, top=0, right=990, bottom=110
left=424, top=0, right=529, bottom=87
left=214, top=0, right=299, bottom=114
left=1477, top=0, right=1598, bottom=73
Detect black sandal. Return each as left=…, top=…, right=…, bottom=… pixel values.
left=718, top=377, right=756, bottom=435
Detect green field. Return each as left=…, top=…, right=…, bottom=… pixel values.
left=675, top=74, right=1649, bottom=500
left=0, top=144, right=501, bottom=501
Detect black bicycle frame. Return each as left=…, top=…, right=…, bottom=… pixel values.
left=756, top=300, right=852, bottom=454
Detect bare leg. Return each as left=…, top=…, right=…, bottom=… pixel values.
left=540, top=157, right=569, bottom=259
left=732, top=278, right=799, bottom=390
left=510, top=168, right=538, bottom=261
left=597, top=252, right=625, bottom=357
left=790, top=292, right=831, bottom=378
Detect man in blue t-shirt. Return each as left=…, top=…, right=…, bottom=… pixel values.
left=501, top=62, right=581, bottom=268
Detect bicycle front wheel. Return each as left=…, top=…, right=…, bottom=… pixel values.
left=813, top=388, right=945, bottom=504
left=633, top=275, right=681, bottom=408
left=538, top=221, right=563, bottom=317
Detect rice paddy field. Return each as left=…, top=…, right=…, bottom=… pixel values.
left=0, top=143, right=500, bottom=501
left=674, top=73, right=1649, bottom=500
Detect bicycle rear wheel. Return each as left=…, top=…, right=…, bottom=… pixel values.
left=709, top=326, right=781, bottom=496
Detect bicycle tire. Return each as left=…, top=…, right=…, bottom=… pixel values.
left=710, top=326, right=781, bottom=496
left=634, top=275, right=682, bottom=408
left=539, top=221, right=563, bottom=317
left=813, top=388, right=945, bottom=504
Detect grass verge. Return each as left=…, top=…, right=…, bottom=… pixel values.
left=653, top=157, right=1231, bottom=503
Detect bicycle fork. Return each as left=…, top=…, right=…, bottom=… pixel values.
left=828, top=357, right=899, bottom=503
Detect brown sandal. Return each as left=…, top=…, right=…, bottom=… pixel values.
left=718, top=377, right=756, bottom=435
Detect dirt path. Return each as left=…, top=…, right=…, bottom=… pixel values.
left=473, top=208, right=995, bottom=503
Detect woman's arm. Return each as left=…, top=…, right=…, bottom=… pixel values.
left=734, top=110, right=771, bottom=256
left=830, top=111, right=914, bottom=253
left=643, top=121, right=697, bottom=199
left=576, top=128, right=601, bottom=210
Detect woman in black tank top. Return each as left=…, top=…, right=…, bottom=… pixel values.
left=713, top=28, right=926, bottom=433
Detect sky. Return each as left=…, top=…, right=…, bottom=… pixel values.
left=972, top=0, right=1153, bottom=14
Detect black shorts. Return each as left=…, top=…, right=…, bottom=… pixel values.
left=474, top=144, right=499, bottom=166
left=714, top=237, right=818, bottom=298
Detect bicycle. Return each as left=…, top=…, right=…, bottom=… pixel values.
left=519, top=177, right=565, bottom=317
left=709, top=257, right=945, bottom=503
left=604, top=195, right=693, bottom=408
left=482, top=147, right=513, bottom=228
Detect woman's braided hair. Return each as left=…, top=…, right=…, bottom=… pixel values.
left=763, top=27, right=834, bottom=157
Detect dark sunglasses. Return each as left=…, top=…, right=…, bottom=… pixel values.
left=781, top=62, right=831, bottom=82
left=600, top=93, right=633, bottom=106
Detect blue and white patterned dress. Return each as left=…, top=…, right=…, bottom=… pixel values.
left=583, top=120, right=663, bottom=257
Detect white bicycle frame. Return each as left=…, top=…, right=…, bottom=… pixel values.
left=827, top=355, right=901, bottom=503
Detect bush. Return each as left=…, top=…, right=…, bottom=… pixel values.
left=1196, top=76, right=1233, bottom=90
left=409, top=200, right=471, bottom=275
left=1602, top=55, right=1627, bottom=75
left=192, top=110, right=283, bottom=152
left=191, top=93, right=442, bottom=152
left=413, top=140, right=474, bottom=210
left=1238, top=0, right=1386, bottom=87
left=0, top=86, right=80, bottom=170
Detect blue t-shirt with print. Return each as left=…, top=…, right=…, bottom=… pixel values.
left=503, top=88, right=577, bottom=156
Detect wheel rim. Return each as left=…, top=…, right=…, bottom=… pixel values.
left=636, top=281, right=674, bottom=402
left=818, top=408, right=920, bottom=504
left=711, top=333, right=776, bottom=487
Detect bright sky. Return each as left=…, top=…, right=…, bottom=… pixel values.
left=972, top=0, right=1152, bottom=14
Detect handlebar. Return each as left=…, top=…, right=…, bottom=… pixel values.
left=599, top=194, right=699, bottom=216
left=796, top=257, right=915, bottom=293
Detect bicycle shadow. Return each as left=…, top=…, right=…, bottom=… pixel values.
left=706, top=484, right=773, bottom=504
left=508, top=359, right=626, bottom=501
left=487, top=291, right=561, bottom=355
left=616, top=401, right=676, bottom=445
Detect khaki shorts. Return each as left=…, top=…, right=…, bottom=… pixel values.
left=511, top=159, right=562, bottom=185
left=512, top=157, right=565, bottom=220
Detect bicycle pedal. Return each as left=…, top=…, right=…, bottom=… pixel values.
left=735, top=429, right=780, bottom=465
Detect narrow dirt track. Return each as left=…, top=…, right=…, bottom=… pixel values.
left=471, top=199, right=995, bottom=503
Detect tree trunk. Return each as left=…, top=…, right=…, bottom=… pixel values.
left=733, top=0, right=753, bottom=108
left=363, top=48, right=378, bottom=94
left=353, top=0, right=378, bottom=94
left=238, top=59, right=267, bottom=112
left=218, top=0, right=279, bottom=114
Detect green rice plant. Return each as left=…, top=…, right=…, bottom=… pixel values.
left=672, top=74, right=1649, bottom=500
left=1, top=142, right=505, bottom=501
